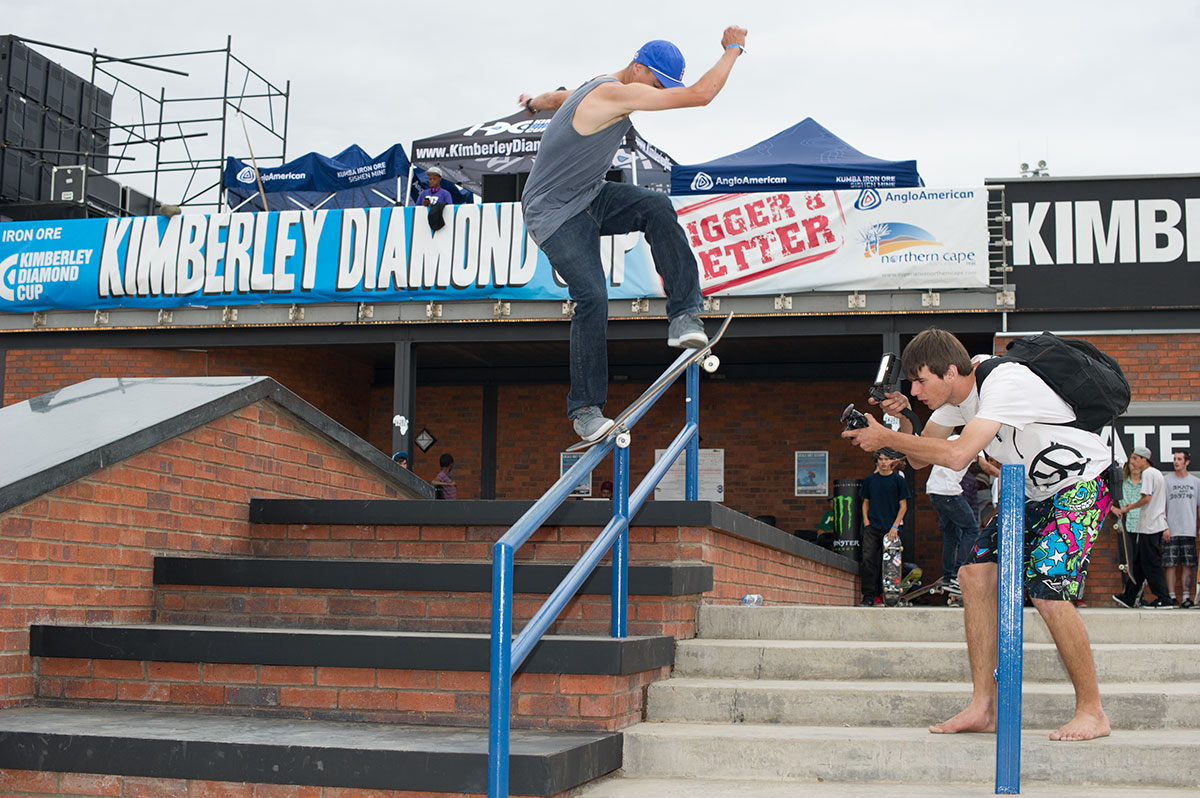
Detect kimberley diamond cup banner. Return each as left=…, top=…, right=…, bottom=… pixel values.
left=0, top=188, right=985, bottom=314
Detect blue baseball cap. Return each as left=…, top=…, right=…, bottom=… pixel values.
left=634, top=40, right=685, bottom=89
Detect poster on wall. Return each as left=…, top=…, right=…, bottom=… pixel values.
left=653, top=448, right=724, bottom=501
left=560, top=451, right=591, bottom=498
left=794, top=451, right=829, bottom=497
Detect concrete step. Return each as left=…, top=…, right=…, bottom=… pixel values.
left=576, top=776, right=1200, bottom=798
left=697, top=604, right=1200, bottom=645
left=673, top=638, right=1200, bottom=682
left=620, top=722, right=1200, bottom=788
left=645, top=677, right=1200, bottom=730
left=0, top=706, right=619, bottom=796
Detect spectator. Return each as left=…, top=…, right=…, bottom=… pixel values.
left=926, top=436, right=979, bottom=596
left=600, top=480, right=613, bottom=499
left=392, top=451, right=409, bottom=469
left=1164, top=450, right=1200, bottom=608
left=416, top=167, right=453, bottom=207
left=432, top=453, right=457, bottom=500
left=976, top=453, right=1002, bottom=526
left=1112, top=447, right=1173, bottom=609
left=859, top=451, right=910, bottom=606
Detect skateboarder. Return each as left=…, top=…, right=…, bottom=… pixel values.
left=519, top=27, right=748, bottom=441
left=843, top=327, right=1116, bottom=741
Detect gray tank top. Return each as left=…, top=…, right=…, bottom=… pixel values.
left=521, top=77, right=631, bottom=245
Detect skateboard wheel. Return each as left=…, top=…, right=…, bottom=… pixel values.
left=616, top=432, right=631, bottom=448
left=702, top=355, right=719, bottom=373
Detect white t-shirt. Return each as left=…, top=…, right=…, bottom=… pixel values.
left=1137, top=466, right=1168, bottom=534
left=1164, top=472, right=1200, bottom=538
left=930, top=360, right=1112, bottom=502
left=926, top=435, right=968, bottom=495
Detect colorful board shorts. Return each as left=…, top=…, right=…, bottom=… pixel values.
left=966, top=476, right=1112, bottom=601
left=1163, top=536, right=1198, bottom=568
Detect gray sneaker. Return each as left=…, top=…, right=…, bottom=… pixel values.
left=667, top=312, right=708, bottom=349
left=571, top=406, right=615, bottom=442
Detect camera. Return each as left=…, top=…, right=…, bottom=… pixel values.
left=841, top=403, right=904, bottom=460
left=841, top=403, right=869, bottom=431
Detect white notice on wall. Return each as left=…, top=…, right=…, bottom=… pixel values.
left=653, top=448, right=724, bottom=501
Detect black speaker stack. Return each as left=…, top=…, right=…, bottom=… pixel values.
left=0, top=35, right=113, bottom=206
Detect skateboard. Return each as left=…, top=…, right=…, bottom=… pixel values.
left=895, top=576, right=961, bottom=607
left=881, top=536, right=903, bottom=606
left=566, top=312, right=733, bottom=453
left=1114, top=513, right=1138, bottom=586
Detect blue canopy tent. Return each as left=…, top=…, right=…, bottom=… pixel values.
left=671, top=117, right=923, bottom=195
left=225, top=144, right=418, bottom=211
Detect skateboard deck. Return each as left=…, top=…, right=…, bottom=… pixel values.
left=896, top=576, right=961, bottom=606
left=881, top=536, right=903, bottom=606
left=1114, top=514, right=1138, bottom=587
left=566, top=312, right=733, bottom=453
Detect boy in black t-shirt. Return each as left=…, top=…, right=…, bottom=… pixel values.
left=860, top=452, right=911, bottom=605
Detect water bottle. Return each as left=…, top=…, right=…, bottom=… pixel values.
left=740, top=594, right=763, bottom=606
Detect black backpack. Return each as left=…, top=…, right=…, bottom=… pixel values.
left=973, top=332, right=1131, bottom=434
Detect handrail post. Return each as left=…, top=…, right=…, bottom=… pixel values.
left=685, top=361, right=700, bottom=501
left=611, top=444, right=629, bottom=638
left=488, top=542, right=514, bottom=798
left=995, top=463, right=1025, bottom=794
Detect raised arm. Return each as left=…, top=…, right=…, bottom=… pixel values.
left=587, top=26, right=747, bottom=120
left=518, top=89, right=570, bottom=115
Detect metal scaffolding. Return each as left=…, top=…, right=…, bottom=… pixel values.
left=14, top=35, right=289, bottom=211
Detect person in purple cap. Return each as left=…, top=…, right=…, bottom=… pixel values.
left=519, top=27, right=748, bottom=441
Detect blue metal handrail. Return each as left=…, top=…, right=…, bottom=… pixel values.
left=995, top=463, right=1025, bottom=794
left=488, top=348, right=705, bottom=798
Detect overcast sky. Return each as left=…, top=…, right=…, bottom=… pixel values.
left=6, top=0, right=1198, bottom=205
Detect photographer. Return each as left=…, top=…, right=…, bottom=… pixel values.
left=842, top=327, right=1115, bottom=742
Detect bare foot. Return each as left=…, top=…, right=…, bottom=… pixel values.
left=1050, top=709, right=1110, bottom=741
left=929, top=704, right=996, bottom=734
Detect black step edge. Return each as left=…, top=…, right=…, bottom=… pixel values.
left=247, top=499, right=856, bottom=574
left=30, top=625, right=675, bottom=675
left=154, top=557, right=714, bottom=596
left=0, top=710, right=620, bottom=795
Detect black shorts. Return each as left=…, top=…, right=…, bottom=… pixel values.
left=1163, top=536, right=1198, bottom=568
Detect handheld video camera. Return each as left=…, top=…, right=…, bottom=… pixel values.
left=839, top=351, right=901, bottom=435
left=841, top=403, right=904, bottom=460
left=840, top=403, right=869, bottom=431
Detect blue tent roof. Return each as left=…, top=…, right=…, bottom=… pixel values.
left=671, top=117, right=922, bottom=195
left=224, top=144, right=412, bottom=211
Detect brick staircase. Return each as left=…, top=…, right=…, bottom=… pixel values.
left=0, top=377, right=861, bottom=797
left=1, top=498, right=862, bottom=796
left=0, top=506, right=702, bottom=796
left=577, top=605, right=1200, bottom=796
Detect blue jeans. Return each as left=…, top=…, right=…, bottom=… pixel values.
left=538, top=182, right=702, bottom=417
left=931, top=493, right=979, bottom=581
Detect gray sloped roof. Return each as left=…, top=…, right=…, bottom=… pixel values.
left=0, top=376, right=432, bottom=512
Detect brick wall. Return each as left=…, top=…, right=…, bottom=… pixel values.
left=35, top=657, right=667, bottom=733
left=0, top=400, right=402, bottom=709
left=3, top=347, right=376, bottom=440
